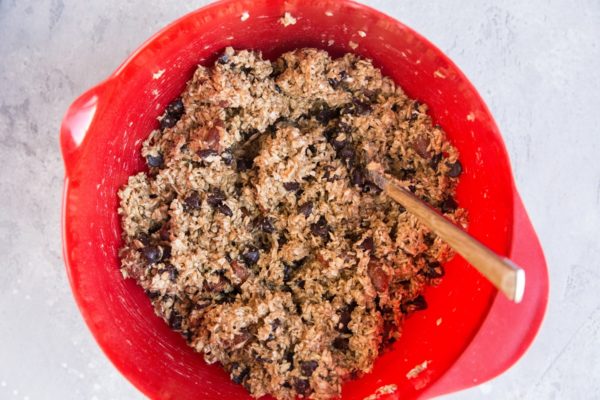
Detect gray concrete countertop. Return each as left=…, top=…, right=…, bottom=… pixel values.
left=1, top=1, right=599, bottom=399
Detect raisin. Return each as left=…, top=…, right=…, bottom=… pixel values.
left=333, top=337, right=349, bottom=351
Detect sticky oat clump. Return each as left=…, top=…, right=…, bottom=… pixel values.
left=118, top=47, right=466, bottom=399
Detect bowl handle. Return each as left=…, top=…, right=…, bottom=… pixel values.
left=423, top=190, right=549, bottom=398
left=60, top=80, right=113, bottom=175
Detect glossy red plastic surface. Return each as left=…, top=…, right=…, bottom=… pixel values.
left=60, top=1, right=548, bottom=399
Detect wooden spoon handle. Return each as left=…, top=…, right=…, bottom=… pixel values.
left=367, top=166, right=525, bottom=303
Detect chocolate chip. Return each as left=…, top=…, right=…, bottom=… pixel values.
left=348, top=168, right=363, bottom=188
left=333, top=337, right=349, bottom=351
left=337, top=144, right=355, bottom=160
left=368, top=259, right=390, bottom=292
left=277, top=233, right=288, bottom=246
left=236, top=158, right=254, bottom=172
left=146, top=154, right=164, bottom=168
left=300, top=360, right=318, bottom=377
left=298, top=201, right=313, bottom=217
left=257, top=216, right=275, bottom=233
left=283, top=181, right=300, bottom=191
left=430, top=153, right=443, bottom=170
left=402, top=295, right=428, bottom=313
left=216, top=202, right=233, bottom=216
left=311, top=102, right=339, bottom=124
left=295, top=379, right=311, bottom=396
left=360, top=237, right=374, bottom=252
left=331, top=135, right=348, bottom=150
left=221, top=150, right=233, bottom=165
left=242, top=247, right=260, bottom=266
left=231, top=366, right=250, bottom=384
left=162, top=264, right=179, bottom=281
left=217, top=53, right=229, bottom=64
left=169, top=313, right=182, bottom=330
left=166, top=98, right=184, bottom=117
left=440, top=197, right=458, bottom=213
left=198, top=149, right=218, bottom=158
left=160, top=114, right=178, bottom=130
left=447, top=160, right=463, bottom=177
left=184, top=191, right=201, bottom=210
left=310, top=216, right=330, bottom=240
left=137, top=232, right=151, bottom=246
left=337, top=303, right=356, bottom=333
left=323, top=127, right=336, bottom=142
left=285, top=350, right=295, bottom=368
left=352, top=98, right=372, bottom=115
left=142, top=246, right=161, bottom=264
left=207, top=188, right=226, bottom=206
left=160, top=245, right=171, bottom=261
left=423, top=261, right=445, bottom=278
left=362, top=181, right=382, bottom=195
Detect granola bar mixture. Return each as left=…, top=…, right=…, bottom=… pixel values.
left=118, top=47, right=466, bottom=399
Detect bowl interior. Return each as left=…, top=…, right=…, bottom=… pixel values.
left=62, top=0, right=514, bottom=399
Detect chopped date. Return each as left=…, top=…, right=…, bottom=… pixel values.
left=367, top=259, right=390, bottom=292
left=412, top=136, right=431, bottom=159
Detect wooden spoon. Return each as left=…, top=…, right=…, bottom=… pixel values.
left=366, top=163, right=525, bottom=303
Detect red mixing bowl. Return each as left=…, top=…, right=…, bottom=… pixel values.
left=60, top=0, right=549, bottom=399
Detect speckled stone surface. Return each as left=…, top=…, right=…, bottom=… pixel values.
left=1, top=1, right=599, bottom=399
